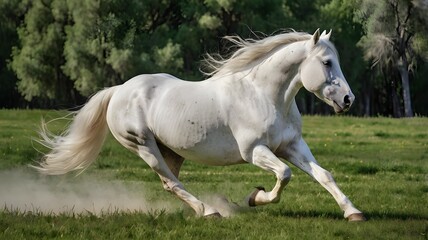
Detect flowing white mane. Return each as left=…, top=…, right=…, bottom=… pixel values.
left=202, top=31, right=339, bottom=77
left=202, top=31, right=312, bottom=77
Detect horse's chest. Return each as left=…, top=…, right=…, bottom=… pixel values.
left=261, top=109, right=302, bottom=151
left=263, top=116, right=291, bottom=149
left=280, top=124, right=300, bottom=145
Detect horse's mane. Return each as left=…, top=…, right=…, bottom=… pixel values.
left=202, top=31, right=312, bottom=77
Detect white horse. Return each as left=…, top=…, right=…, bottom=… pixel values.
left=34, top=29, right=365, bottom=221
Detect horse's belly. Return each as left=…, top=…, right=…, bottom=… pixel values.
left=174, top=147, right=245, bottom=166
left=166, top=130, right=245, bottom=166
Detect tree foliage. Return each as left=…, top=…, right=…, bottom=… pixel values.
left=354, top=0, right=428, bottom=117
left=0, top=0, right=29, bottom=107
left=10, top=0, right=77, bottom=106
left=1, top=0, right=427, bottom=116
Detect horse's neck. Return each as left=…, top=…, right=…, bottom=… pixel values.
left=246, top=42, right=306, bottom=112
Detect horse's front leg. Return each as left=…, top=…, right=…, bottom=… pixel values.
left=244, top=145, right=292, bottom=206
left=279, top=138, right=366, bottom=221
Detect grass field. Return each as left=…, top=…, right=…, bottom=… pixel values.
left=0, top=109, right=427, bottom=239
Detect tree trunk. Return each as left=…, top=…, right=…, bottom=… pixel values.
left=361, top=70, right=371, bottom=116
left=398, top=57, right=413, bottom=117
left=390, top=71, right=402, bottom=118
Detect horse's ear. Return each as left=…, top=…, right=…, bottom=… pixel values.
left=311, top=29, right=320, bottom=46
left=321, top=30, right=327, bottom=37
left=321, top=29, right=332, bottom=40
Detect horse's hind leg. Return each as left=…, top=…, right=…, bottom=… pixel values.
left=137, top=139, right=219, bottom=216
left=157, top=142, right=184, bottom=192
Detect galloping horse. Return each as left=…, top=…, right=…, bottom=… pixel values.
left=34, top=29, right=365, bottom=221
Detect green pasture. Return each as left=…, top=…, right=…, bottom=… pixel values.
left=0, top=110, right=427, bottom=239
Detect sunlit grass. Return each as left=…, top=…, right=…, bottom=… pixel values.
left=0, top=110, right=427, bottom=239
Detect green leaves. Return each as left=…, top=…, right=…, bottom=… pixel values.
left=353, top=0, right=428, bottom=117
left=154, top=41, right=184, bottom=72
left=9, top=0, right=303, bottom=102
left=2, top=0, right=428, bottom=115
left=11, top=0, right=69, bottom=102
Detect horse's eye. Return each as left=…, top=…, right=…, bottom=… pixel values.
left=323, top=60, right=332, bottom=67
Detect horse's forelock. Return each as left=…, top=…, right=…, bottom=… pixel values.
left=307, top=40, right=340, bottom=65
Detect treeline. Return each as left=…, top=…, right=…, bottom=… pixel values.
left=1, top=0, right=427, bottom=116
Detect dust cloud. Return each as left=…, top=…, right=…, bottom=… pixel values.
left=201, top=194, right=245, bottom=217
left=0, top=169, right=247, bottom=217
left=0, top=169, right=176, bottom=215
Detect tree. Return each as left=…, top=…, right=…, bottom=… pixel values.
left=6, top=0, right=426, bottom=114
left=0, top=0, right=29, bottom=108
left=355, top=0, right=428, bottom=117
left=319, top=0, right=369, bottom=115
left=64, top=0, right=131, bottom=95
left=10, top=0, right=78, bottom=107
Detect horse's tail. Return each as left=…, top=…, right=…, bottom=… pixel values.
left=32, top=86, right=118, bottom=175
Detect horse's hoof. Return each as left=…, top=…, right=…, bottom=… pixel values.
left=347, top=213, right=366, bottom=222
left=248, top=186, right=266, bottom=207
left=204, top=212, right=222, bottom=218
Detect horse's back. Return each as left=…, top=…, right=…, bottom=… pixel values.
left=106, top=74, right=243, bottom=164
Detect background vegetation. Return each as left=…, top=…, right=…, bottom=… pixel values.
left=1, top=0, right=427, bottom=116
left=0, top=110, right=427, bottom=239
left=1, top=2, right=427, bottom=238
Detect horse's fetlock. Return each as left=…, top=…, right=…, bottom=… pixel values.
left=271, top=195, right=281, bottom=203
left=162, top=182, right=173, bottom=192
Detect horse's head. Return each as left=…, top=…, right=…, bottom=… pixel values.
left=300, top=29, right=355, bottom=113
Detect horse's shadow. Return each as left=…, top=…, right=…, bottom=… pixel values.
left=273, top=209, right=428, bottom=221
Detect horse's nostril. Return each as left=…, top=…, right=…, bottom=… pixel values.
left=344, top=95, right=351, bottom=106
